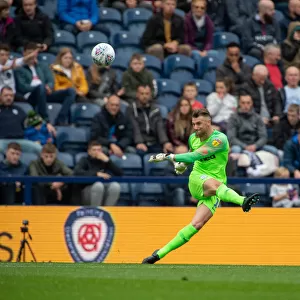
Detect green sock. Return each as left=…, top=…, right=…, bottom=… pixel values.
left=216, top=184, right=245, bottom=205
left=157, top=224, right=198, bottom=259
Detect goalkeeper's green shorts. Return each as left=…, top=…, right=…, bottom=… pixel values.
left=188, top=173, right=220, bottom=214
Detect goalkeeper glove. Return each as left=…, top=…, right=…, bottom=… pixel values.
left=148, top=153, right=175, bottom=163
left=174, top=162, right=188, bottom=175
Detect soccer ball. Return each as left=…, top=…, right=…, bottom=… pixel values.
left=91, top=43, right=115, bottom=67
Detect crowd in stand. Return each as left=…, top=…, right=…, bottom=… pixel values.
left=0, top=0, right=300, bottom=207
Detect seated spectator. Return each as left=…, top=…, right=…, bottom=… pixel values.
left=0, top=142, right=27, bottom=205
left=264, top=44, right=284, bottom=90
left=73, top=141, right=123, bottom=206
left=226, top=0, right=258, bottom=37
left=0, top=86, right=42, bottom=154
left=242, top=0, right=281, bottom=60
left=206, top=77, right=237, bottom=132
left=14, top=43, right=74, bottom=126
left=227, top=93, right=278, bottom=155
left=270, top=167, right=300, bottom=207
left=87, top=64, right=120, bottom=106
left=273, top=104, right=300, bottom=150
left=166, top=98, right=193, bottom=153
left=0, top=0, right=17, bottom=49
left=280, top=66, right=300, bottom=112
left=29, top=143, right=73, bottom=205
left=52, top=48, right=88, bottom=103
left=184, top=0, right=214, bottom=57
left=141, top=0, right=191, bottom=60
left=14, top=0, right=53, bottom=51
left=280, top=0, right=300, bottom=38
left=121, top=53, right=155, bottom=103
left=243, top=64, right=281, bottom=126
left=281, top=21, right=300, bottom=70
left=90, top=95, right=133, bottom=157
left=57, top=0, right=109, bottom=36
left=24, top=110, right=53, bottom=146
left=216, top=42, right=252, bottom=94
left=206, top=0, right=226, bottom=31
left=110, top=0, right=153, bottom=11
left=127, top=84, right=173, bottom=154
left=182, top=82, right=203, bottom=110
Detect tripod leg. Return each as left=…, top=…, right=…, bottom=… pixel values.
left=25, top=240, right=37, bottom=262
left=16, top=240, right=26, bottom=262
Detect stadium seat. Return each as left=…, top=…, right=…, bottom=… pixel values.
left=39, top=4, right=56, bottom=20
left=132, top=183, right=165, bottom=206
left=156, top=79, right=182, bottom=96
left=111, top=31, right=141, bottom=49
left=14, top=102, right=33, bottom=114
left=111, top=55, right=130, bottom=71
left=120, top=101, right=129, bottom=114
left=198, top=55, right=222, bottom=78
left=163, top=54, right=195, bottom=78
left=123, top=7, right=152, bottom=27
left=143, top=154, right=169, bottom=176
left=156, top=104, right=168, bottom=119
left=0, top=152, right=4, bottom=162
left=196, top=95, right=207, bottom=106
left=243, top=55, right=260, bottom=68
left=74, top=53, right=93, bottom=69
left=20, top=153, right=38, bottom=166
left=149, top=69, right=161, bottom=79
left=70, top=103, right=101, bottom=126
left=57, top=152, right=74, bottom=168
left=75, top=152, right=87, bottom=164
left=193, top=79, right=214, bottom=96
left=47, top=103, right=62, bottom=125
left=9, top=52, right=22, bottom=59
left=174, top=8, right=185, bottom=18
left=117, top=183, right=134, bottom=206
left=169, top=70, right=195, bottom=85
left=115, top=47, right=143, bottom=63
left=38, top=53, right=56, bottom=65
left=157, top=94, right=179, bottom=112
left=213, top=32, right=240, bottom=49
left=110, top=154, right=143, bottom=176
left=50, top=30, right=76, bottom=53
left=56, top=127, right=88, bottom=153
left=99, top=8, right=123, bottom=32
left=207, top=49, right=226, bottom=62
left=143, top=54, right=162, bottom=74
left=274, top=10, right=284, bottom=23
left=128, top=23, right=147, bottom=37
left=114, top=69, right=123, bottom=87
left=77, top=31, right=108, bottom=53
left=203, top=70, right=217, bottom=85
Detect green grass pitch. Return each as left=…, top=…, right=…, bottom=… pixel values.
left=1, top=263, right=300, bottom=300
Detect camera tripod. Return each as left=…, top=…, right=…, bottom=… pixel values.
left=16, top=223, right=37, bottom=262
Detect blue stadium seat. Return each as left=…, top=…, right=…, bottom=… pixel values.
left=123, top=8, right=152, bottom=28
left=38, top=53, right=56, bottom=65
left=70, top=103, right=101, bottom=126
left=51, top=30, right=76, bottom=53
left=115, top=47, right=143, bottom=63
left=156, top=104, right=168, bottom=119
left=117, top=183, right=134, bottom=206
left=111, top=55, right=130, bottom=71
left=114, top=69, right=123, bottom=87
left=274, top=10, right=284, bottom=23
left=111, top=31, right=141, bottom=49
left=169, top=70, right=195, bottom=85
left=128, top=23, right=147, bottom=37
left=149, top=69, right=161, bottom=79
left=198, top=55, right=222, bottom=77
left=39, top=4, right=56, bottom=20
left=74, top=53, right=93, bottom=69
left=99, top=7, right=123, bottom=32
left=57, top=152, right=74, bottom=168
left=156, top=79, right=182, bottom=96
left=207, top=49, right=226, bottom=63
left=14, top=102, right=33, bottom=114
left=143, top=153, right=169, bottom=176
left=132, top=183, right=165, bottom=206
left=0, top=153, right=4, bottom=162
left=157, top=94, right=179, bottom=112
left=243, top=55, right=260, bottom=68
left=163, top=54, right=195, bottom=78
left=20, top=153, right=38, bottom=166
left=56, top=127, right=88, bottom=153
left=196, top=95, right=207, bottom=106
left=75, top=152, right=87, bottom=164
left=143, top=54, right=162, bottom=74
left=47, top=103, right=62, bottom=125
left=174, top=8, right=185, bottom=18
left=193, top=79, right=214, bottom=96
left=110, top=154, right=143, bottom=176
left=213, top=32, right=240, bottom=49
left=77, top=31, right=108, bottom=53
left=203, top=70, right=216, bottom=85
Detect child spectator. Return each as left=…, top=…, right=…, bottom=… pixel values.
left=182, top=82, right=203, bottom=110
left=206, top=77, right=237, bottom=132
left=24, top=110, right=53, bottom=145
left=270, top=167, right=300, bottom=207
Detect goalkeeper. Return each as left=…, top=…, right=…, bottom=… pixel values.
left=142, top=108, right=259, bottom=264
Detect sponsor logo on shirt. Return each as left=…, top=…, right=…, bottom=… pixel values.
left=199, top=154, right=216, bottom=162
left=212, top=139, right=222, bottom=147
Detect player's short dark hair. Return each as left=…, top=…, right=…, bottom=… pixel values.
left=24, top=42, right=38, bottom=52
left=7, top=142, right=21, bottom=152
left=226, top=42, right=240, bottom=49
left=192, top=108, right=212, bottom=120
left=88, top=140, right=102, bottom=149
left=0, top=43, right=10, bottom=52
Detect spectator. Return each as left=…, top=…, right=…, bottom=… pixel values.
left=57, top=0, right=108, bottom=36
left=280, top=66, right=300, bottom=112
left=272, top=104, right=300, bottom=150
left=226, top=0, right=258, bottom=36
left=166, top=98, right=193, bottom=153
left=0, top=142, right=27, bottom=205
left=24, top=110, right=53, bottom=145
left=280, top=0, right=300, bottom=38
left=243, top=64, right=281, bottom=126
left=14, top=0, right=53, bottom=51
left=227, top=93, right=278, bottom=155
left=127, top=84, right=173, bottom=154
left=263, top=44, right=284, bottom=90
left=141, top=0, right=191, bottom=60
left=51, top=47, right=88, bottom=103
left=206, top=77, right=237, bottom=132
left=73, top=141, right=123, bottom=206
left=29, top=143, right=73, bottom=205
left=87, top=63, right=120, bottom=106
left=0, top=0, right=17, bottom=48
left=184, top=0, right=214, bottom=57
left=182, top=82, right=204, bottom=110
left=281, top=21, right=300, bottom=70
left=206, top=0, right=226, bottom=31
left=14, top=43, right=74, bottom=126
left=90, top=95, right=133, bottom=157
left=121, top=53, right=155, bottom=103
left=270, top=167, right=300, bottom=207
left=216, top=42, right=252, bottom=93
left=110, top=0, right=153, bottom=11
left=242, top=0, right=281, bottom=60
left=0, top=86, right=42, bottom=153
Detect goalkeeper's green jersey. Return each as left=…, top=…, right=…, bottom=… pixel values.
left=188, top=130, right=229, bottom=184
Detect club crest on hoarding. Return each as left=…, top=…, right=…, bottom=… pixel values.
left=64, top=207, right=115, bottom=262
